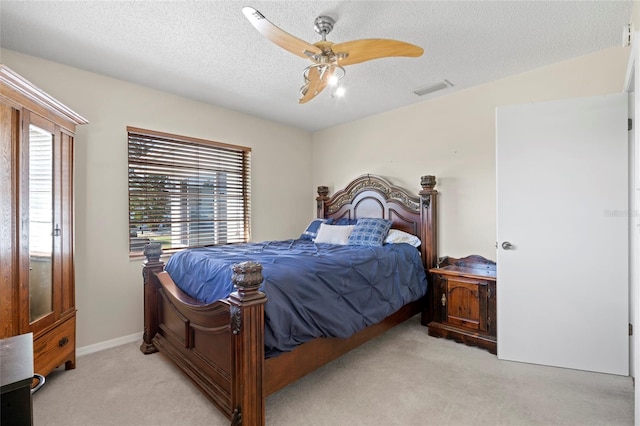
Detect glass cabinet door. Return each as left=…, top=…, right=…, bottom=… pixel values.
left=28, top=123, right=54, bottom=323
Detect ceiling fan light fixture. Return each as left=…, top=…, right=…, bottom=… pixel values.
left=301, top=63, right=346, bottom=98
left=413, top=80, right=453, bottom=97
left=303, top=63, right=345, bottom=82
left=242, top=7, right=423, bottom=103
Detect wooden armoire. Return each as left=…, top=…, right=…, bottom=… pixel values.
left=0, top=65, right=88, bottom=377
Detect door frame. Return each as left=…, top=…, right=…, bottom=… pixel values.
left=623, top=29, right=639, bottom=425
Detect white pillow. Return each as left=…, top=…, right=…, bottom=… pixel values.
left=314, top=224, right=355, bottom=245
left=384, top=229, right=422, bottom=247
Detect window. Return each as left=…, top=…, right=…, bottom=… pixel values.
left=127, top=127, right=251, bottom=255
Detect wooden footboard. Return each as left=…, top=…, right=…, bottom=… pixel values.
left=141, top=254, right=267, bottom=425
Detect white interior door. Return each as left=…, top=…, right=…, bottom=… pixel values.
left=496, top=93, right=629, bottom=375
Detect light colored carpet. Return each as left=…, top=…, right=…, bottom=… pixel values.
left=33, top=316, right=634, bottom=426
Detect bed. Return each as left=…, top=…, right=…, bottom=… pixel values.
left=139, top=173, right=438, bottom=426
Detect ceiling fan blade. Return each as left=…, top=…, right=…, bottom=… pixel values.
left=242, top=7, right=322, bottom=58
left=299, top=66, right=329, bottom=104
left=333, top=39, right=424, bottom=66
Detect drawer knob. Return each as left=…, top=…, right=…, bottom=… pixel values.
left=58, top=336, right=69, bottom=347
left=441, top=293, right=447, bottom=306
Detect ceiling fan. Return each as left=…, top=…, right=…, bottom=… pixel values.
left=242, top=6, right=424, bottom=104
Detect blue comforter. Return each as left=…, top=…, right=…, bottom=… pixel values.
left=165, top=239, right=427, bottom=357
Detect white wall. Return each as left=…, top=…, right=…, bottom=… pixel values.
left=2, top=49, right=314, bottom=349
left=313, top=46, right=630, bottom=261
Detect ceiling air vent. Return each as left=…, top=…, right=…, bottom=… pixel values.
left=414, top=80, right=453, bottom=96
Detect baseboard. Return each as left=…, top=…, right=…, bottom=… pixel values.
left=77, top=332, right=142, bottom=357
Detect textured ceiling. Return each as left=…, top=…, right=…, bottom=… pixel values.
left=0, top=1, right=633, bottom=132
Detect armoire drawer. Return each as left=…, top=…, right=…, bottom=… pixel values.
left=33, top=316, right=76, bottom=376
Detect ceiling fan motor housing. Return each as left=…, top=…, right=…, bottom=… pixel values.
left=314, top=16, right=335, bottom=38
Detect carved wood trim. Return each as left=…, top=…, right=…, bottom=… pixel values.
left=231, top=305, right=241, bottom=335
left=231, top=409, right=242, bottom=426
left=324, top=174, right=421, bottom=214
left=316, top=186, right=330, bottom=218
left=0, top=65, right=88, bottom=129
left=419, top=175, right=438, bottom=272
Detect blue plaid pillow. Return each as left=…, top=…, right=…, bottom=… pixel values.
left=300, top=218, right=334, bottom=240
left=347, top=218, right=392, bottom=246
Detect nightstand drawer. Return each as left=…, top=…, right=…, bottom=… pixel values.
left=33, top=316, right=75, bottom=376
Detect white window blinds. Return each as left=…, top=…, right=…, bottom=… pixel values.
left=29, top=125, right=54, bottom=256
left=127, top=127, right=251, bottom=255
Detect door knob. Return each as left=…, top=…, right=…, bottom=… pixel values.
left=501, top=241, right=513, bottom=250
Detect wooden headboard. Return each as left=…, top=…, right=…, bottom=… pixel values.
left=315, top=174, right=438, bottom=270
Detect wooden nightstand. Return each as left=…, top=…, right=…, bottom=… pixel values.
left=427, top=255, right=497, bottom=354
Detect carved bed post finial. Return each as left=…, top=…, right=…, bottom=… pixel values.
left=317, top=185, right=330, bottom=218
left=419, top=175, right=437, bottom=210
left=231, top=261, right=264, bottom=298
left=421, top=175, right=436, bottom=191
left=228, top=261, right=267, bottom=426
left=140, top=242, right=164, bottom=354
left=143, top=241, right=163, bottom=263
